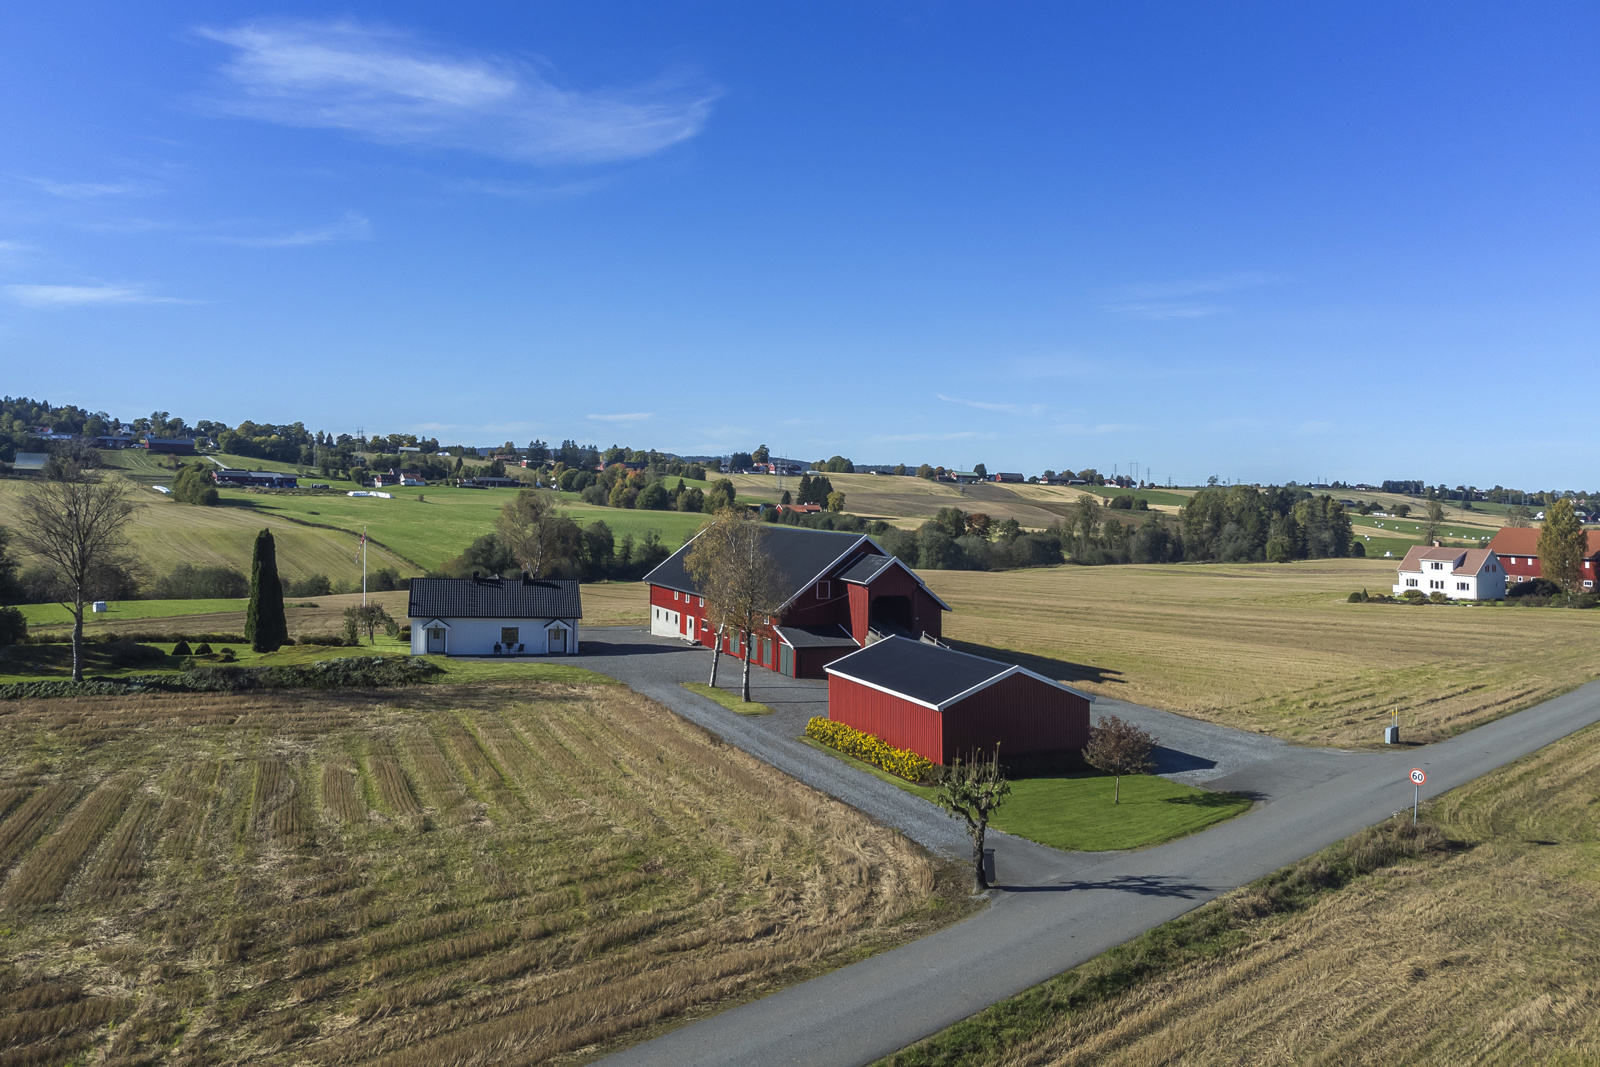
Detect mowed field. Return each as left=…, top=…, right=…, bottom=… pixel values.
left=884, top=721, right=1600, bottom=1067
left=922, top=560, right=1600, bottom=747
left=0, top=682, right=967, bottom=1066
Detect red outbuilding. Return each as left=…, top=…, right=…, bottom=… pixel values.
left=1488, top=527, right=1600, bottom=589
left=824, top=636, right=1093, bottom=764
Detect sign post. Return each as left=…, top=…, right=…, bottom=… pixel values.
left=1409, top=768, right=1426, bottom=825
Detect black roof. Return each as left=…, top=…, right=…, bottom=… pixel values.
left=776, top=624, right=859, bottom=649
left=839, top=555, right=894, bottom=584
left=408, top=576, right=582, bottom=620
left=826, top=636, right=1088, bottom=709
left=643, top=526, right=872, bottom=609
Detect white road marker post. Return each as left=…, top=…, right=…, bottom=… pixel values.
left=1409, top=767, right=1426, bottom=826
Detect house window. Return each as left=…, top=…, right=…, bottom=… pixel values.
left=501, top=627, right=519, bottom=647
left=1406, top=578, right=1417, bottom=587
left=816, top=580, right=831, bottom=599
left=1457, top=582, right=1468, bottom=590
left=673, top=590, right=680, bottom=600
left=698, top=596, right=704, bottom=606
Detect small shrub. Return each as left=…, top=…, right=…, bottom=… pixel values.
left=1428, top=591, right=1448, bottom=604
left=805, top=717, right=935, bottom=782
left=1508, top=577, right=1562, bottom=599
left=218, top=648, right=237, bottom=663
left=106, top=641, right=167, bottom=668
left=194, top=643, right=213, bottom=655
left=0, top=606, right=26, bottom=647
left=1401, top=589, right=1426, bottom=602
left=172, top=640, right=192, bottom=657
left=1346, top=590, right=1366, bottom=603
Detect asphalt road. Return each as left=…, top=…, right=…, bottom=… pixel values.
left=579, top=629, right=1600, bottom=1067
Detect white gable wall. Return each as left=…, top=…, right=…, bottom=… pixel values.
left=1392, top=558, right=1506, bottom=600
left=409, top=616, right=579, bottom=655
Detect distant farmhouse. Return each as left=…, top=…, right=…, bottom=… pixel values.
left=1394, top=545, right=1506, bottom=600
left=1488, top=527, right=1600, bottom=589
left=644, top=527, right=949, bottom=678
left=143, top=436, right=196, bottom=454
left=213, top=469, right=298, bottom=489
left=408, top=575, right=582, bottom=656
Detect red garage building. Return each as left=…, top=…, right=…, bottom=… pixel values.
left=644, top=527, right=949, bottom=678
left=824, top=636, right=1094, bottom=764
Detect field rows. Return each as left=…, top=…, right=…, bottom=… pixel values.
left=0, top=683, right=961, bottom=1066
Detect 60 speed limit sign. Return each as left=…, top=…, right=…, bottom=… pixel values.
left=1409, top=768, right=1426, bottom=785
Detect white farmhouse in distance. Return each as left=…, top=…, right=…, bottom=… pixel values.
left=1393, top=544, right=1506, bottom=600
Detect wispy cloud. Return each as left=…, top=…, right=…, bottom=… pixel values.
left=1049, top=422, right=1135, bottom=436
left=210, top=212, right=372, bottom=247
left=1100, top=272, right=1285, bottom=320
left=4, top=284, right=189, bottom=307
left=937, top=394, right=1045, bottom=417
left=197, top=20, right=718, bottom=165
left=586, top=412, right=652, bottom=423
left=22, top=177, right=156, bottom=199
left=871, top=431, right=982, bottom=443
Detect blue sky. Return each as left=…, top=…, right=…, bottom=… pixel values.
left=3, top=2, right=1596, bottom=486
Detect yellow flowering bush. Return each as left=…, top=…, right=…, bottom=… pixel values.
left=805, top=717, right=935, bottom=783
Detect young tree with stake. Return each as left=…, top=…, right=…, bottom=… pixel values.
left=935, top=748, right=1011, bottom=890
left=1084, top=715, right=1157, bottom=803
left=16, top=463, right=140, bottom=682
left=684, top=509, right=776, bottom=701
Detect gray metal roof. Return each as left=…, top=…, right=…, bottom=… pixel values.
left=838, top=555, right=894, bottom=584
left=776, top=624, right=859, bottom=649
left=408, top=576, right=582, bottom=620
left=643, top=526, right=872, bottom=608
left=826, top=636, right=1093, bottom=710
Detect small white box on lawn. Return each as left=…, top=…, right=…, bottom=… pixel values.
left=92, top=601, right=107, bottom=613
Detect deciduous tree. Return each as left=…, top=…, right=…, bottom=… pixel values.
left=684, top=509, right=777, bottom=701
left=16, top=465, right=141, bottom=681
left=1538, top=498, right=1587, bottom=597
left=1423, top=498, right=1446, bottom=544
left=1084, top=715, right=1157, bottom=803
left=935, top=749, right=1011, bottom=889
left=496, top=489, right=575, bottom=578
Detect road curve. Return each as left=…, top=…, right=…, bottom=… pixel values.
left=597, top=678, right=1600, bottom=1067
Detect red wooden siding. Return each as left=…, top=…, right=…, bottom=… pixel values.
left=942, top=673, right=1090, bottom=758
left=827, top=676, right=946, bottom=763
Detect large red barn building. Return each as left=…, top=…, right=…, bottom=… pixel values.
left=1488, top=527, right=1600, bottom=589
left=825, top=637, right=1094, bottom=763
left=644, top=527, right=950, bottom=678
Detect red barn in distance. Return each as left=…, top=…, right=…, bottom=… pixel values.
left=1488, top=527, right=1600, bottom=589
left=644, top=527, right=949, bottom=678
left=825, top=637, right=1093, bottom=764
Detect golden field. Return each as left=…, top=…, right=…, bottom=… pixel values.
left=0, top=683, right=967, bottom=1066
left=884, top=721, right=1600, bottom=1067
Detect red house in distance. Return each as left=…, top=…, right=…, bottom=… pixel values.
left=644, top=527, right=950, bottom=678
left=1487, top=527, right=1600, bottom=589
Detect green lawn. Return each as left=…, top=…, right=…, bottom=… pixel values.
left=19, top=598, right=248, bottom=627
left=800, top=738, right=1250, bottom=851
left=0, top=634, right=619, bottom=687
left=681, top=681, right=774, bottom=715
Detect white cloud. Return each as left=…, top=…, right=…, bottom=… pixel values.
left=1100, top=272, right=1286, bottom=320
left=586, top=412, right=653, bottom=423
left=23, top=178, right=154, bottom=199
left=1049, top=422, right=1135, bottom=436
left=197, top=20, right=718, bottom=165
left=4, top=284, right=188, bottom=307
left=937, top=394, right=1045, bottom=416
left=211, top=212, right=372, bottom=247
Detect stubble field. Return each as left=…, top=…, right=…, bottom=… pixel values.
left=0, top=682, right=966, bottom=1066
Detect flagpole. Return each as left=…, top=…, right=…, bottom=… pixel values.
left=362, top=527, right=368, bottom=606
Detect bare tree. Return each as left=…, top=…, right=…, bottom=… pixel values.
left=16, top=465, right=141, bottom=681
left=496, top=489, right=574, bottom=578
left=1083, top=714, right=1157, bottom=803
left=684, top=509, right=776, bottom=701
left=934, top=749, right=1012, bottom=889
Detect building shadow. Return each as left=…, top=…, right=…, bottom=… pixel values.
left=581, top=640, right=697, bottom=658
left=940, top=637, right=1124, bottom=688
left=1149, top=744, right=1215, bottom=776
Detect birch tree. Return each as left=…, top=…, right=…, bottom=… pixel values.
left=496, top=489, right=576, bottom=578
left=684, top=509, right=776, bottom=701
left=16, top=464, right=141, bottom=682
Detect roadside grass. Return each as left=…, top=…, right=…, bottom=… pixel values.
left=798, top=738, right=1246, bottom=852
left=681, top=681, right=774, bottom=715
left=927, top=559, right=1600, bottom=747
left=0, top=683, right=976, bottom=1066
left=878, top=721, right=1600, bottom=1067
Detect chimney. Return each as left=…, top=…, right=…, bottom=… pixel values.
left=1433, top=540, right=1441, bottom=547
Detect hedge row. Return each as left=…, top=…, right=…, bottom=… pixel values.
left=805, top=717, right=936, bottom=783
left=0, top=656, right=443, bottom=701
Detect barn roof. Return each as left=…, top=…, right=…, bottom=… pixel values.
left=775, top=623, right=858, bottom=648
left=826, top=636, right=1093, bottom=711
left=1488, top=526, right=1600, bottom=558
left=408, top=576, right=582, bottom=620
left=643, top=526, right=874, bottom=608
left=838, top=554, right=954, bottom=610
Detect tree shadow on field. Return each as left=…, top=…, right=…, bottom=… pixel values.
left=941, top=638, right=1123, bottom=688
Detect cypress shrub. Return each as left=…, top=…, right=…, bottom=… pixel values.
left=245, top=528, right=289, bottom=653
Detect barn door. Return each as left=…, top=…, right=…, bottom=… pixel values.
left=779, top=645, right=793, bottom=677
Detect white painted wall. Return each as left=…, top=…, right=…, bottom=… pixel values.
left=409, top=616, right=580, bottom=655
left=1392, top=559, right=1506, bottom=600
left=650, top=605, right=682, bottom=638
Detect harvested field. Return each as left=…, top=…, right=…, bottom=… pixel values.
left=925, top=559, right=1600, bottom=746
left=0, top=683, right=969, bottom=1065
left=883, top=721, right=1600, bottom=1067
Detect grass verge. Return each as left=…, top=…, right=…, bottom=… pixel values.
left=798, top=738, right=1248, bottom=852
left=682, top=681, right=774, bottom=715
left=879, top=720, right=1600, bottom=1066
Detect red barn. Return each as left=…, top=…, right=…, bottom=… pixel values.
left=644, top=527, right=949, bottom=678
left=825, top=637, right=1093, bottom=764
left=1488, top=527, right=1600, bottom=589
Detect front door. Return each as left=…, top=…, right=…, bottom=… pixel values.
left=426, top=626, right=446, bottom=653
left=548, top=626, right=567, bottom=654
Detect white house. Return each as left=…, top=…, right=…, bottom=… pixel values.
left=407, top=575, right=582, bottom=656
left=1393, top=545, right=1506, bottom=601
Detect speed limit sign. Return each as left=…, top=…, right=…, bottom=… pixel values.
left=1409, top=768, right=1426, bottom=784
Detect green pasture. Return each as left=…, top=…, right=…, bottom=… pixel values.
left=1081, top=486, right=1190, bottom=507
left=19, top=599, right=247, bottom=628
left=800, top=738, right=1248, bottom=851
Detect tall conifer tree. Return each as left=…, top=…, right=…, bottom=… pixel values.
left=246, top=528, right=288, bottom=652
